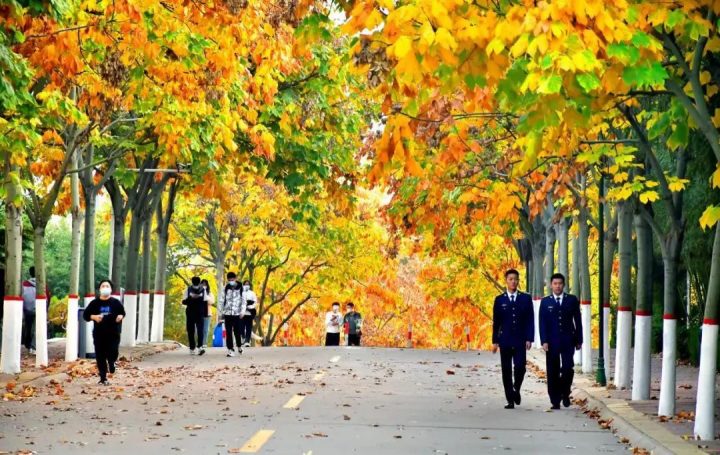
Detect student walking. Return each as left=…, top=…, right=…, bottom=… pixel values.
left=343, top=302, right=363, bottom=346
left=182, top=276, right=208, bottom=355
left=241, top=280, right=257, bottom=347
left=325, top=302, right=342, bottom=346
left=83, top=280, right=125, bottom=385
left=222, top=272, right=245, bottom=357
left=539, top=273, right=583, bottom=410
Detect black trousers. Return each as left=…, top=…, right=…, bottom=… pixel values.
left=241, top=309, right=256, bottom=344
left=93, top=332, right=120, bottom=381
left=325, top=332, right=340, bottom=346
left=546, top=347, right=575, bottom=405
left=348, top=334, right=361, bottom=346
left=499, top=345, right=526, bottom=404
left=224, top=315, right=243, bottom=350
left=186, top=312, right=205, bottom=350
left=22, top=310, right=35, bottom=349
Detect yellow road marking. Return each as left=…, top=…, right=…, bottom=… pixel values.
left=329, top=355, right=341, bottom=363
left=313, top=371, right=326, bottom=381
left=283, top=394, right=306, bottom=409
left=239, top=429, right=275, bottom=453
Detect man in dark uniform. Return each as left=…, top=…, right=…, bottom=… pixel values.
left=492, top=269, right=535, bottom=409
left=539, top=273, right=583, bottom=410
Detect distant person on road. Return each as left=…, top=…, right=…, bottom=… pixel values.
left=222, top=272, right=245, bottom=357
left=182, top=276, right=208, bottom=356
left=83, top=280, right=125, bottom=385
left=241, top=280, right=257, bottom=347
left=539, top=273, right=583, bottom=410
left=343, top=302, right=363, bottom=346
left=325, top=302, right=342, bottom=346
left=492, top=269, right=534, bottom=409
left=201, top=279, right=214, bottom=349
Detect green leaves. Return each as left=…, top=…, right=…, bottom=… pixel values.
left=622, top=61, right=668, bottom=88
left=537, top=74, right=562, bottom=94
left=576, top=73, right=600, bottom=92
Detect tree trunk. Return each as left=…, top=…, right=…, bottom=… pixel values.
left=1, top=161, right=24, bottom=374
left=602, top=206, right=618, bottom=377
left=545, top=224, right=556, bottom=296
left=614, top=201, right=633, bottom=389
left=151, top=182, right=177, bottom=343
left=632, top=214, right=653, bottom=400
left=32, top=227, right=49, bottom=367
left=571, top=230, right=580, bottom=296
left=136, top=217, right=152, bottom=343
left=108, top=185, right=127, bottom=287
left=558, top=218, right=569, bottom=281
left=658, top=233, right=682, bottom=417
left=66, top=154, right=82, bottom=362
left=694, top=224, right=720, bottom=439
left=121, top=211, right=143, bottom=347
left=80, top=184, right=97, bottom=357
left=578, top=208, right=593, bottom=373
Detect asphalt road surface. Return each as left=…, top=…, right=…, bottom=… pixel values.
left=1, top=347, right=627, bottom=454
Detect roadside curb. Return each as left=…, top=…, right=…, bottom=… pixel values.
left=526, top=350, right=705, bottom=455
left=0, top=341, right=180, bottom=390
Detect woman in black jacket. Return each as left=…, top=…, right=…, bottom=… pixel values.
left=83, top=280, right=125, bottom=385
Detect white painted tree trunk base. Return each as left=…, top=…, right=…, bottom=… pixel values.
left=84, top=295, right=95, bottom=356
left=150, top=293, right=165, bottom=342
left=693, top=322, right=718, bottom=440
left=65, top=295, right=79, bottom=362
left=658, top=317, right=677, bottom=417
left=614, top=308, right=632, bottom=389
left=532, top=299, right=541, bottom=348
left=632, top=314, right=652, bottom=400
left=581, top=302, right=593, bottom=373
left=136, top=292, right=150, bottom=344
left=1, top=297, right=23, bottom=374
left=35, top=297, right=48, bottom=367
left=121, top=293, right=137, bottom=348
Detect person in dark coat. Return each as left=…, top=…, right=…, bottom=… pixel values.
left=182, top=276, right=208, bottom=356
left=492, top=269, right=535, bottom=409
left=83, top=280, right=125, bottom=385
left=539, top=273, right=583, bottom=409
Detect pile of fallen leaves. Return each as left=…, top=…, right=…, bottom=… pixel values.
left=658, top=410, right=695, bottom=423
left=3, top=382, right=37, bottom=402
left=526, top=361, right=546, bottom=380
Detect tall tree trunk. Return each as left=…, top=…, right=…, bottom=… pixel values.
left=66, top=153, right=82, bottom=362
left=558, top=218, right=570, bottom=281
left=614, top=201, right=633, bottom=389
left=694, top=224, right=720, bottom=439
left=107, top=182, right=127, bottom=287
left=32, top=227, right=49, bottom=367
left=121, top=211, right=143, bottom=347
left=632, top=214, right=653, bottom=400
left=579, top=207, right=593, bottom=373
left=136, top=217, right=152, bottom=343
left=545, top=223, right=556, bottom=296
left=531, top=227, right=545, bottom=349
left=602, top=206, right=618, bottom=377
left=658, top=230, right=683, bottom=416
left=571, top=229, right=580, bottom=296
left=151, top=181, right=178, bottom=343
left=80, top=184, right=97, bottom=357
left=1, top=161, right=23, bottom=374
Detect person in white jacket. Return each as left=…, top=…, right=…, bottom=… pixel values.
left=241, top=281, right=257, bottom=347
left=325, top=302, right=342, bottom=346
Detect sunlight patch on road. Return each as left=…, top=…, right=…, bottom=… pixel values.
left=283, top=394, right=306, bottom=409
left=239, top=429, right=275, bottom=452
left=312, top=371, right=326, bottom=381
left=329, top=355, right=341, bottom=363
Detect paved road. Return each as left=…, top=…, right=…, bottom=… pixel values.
left=1, top=347, right=627, bottom=454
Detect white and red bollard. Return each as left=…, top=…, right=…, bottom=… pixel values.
left=84, top=294, right=95, bottom=357
left=120, top=291, right=137, bottom=348
left=581, top=300, right=592, bottom=373
left=658, top=313, right=678, bottom=417
left=35, top=294, right=48, bottom=367
left=632, top=309, right=652, bottom=400
left=614, top=305, right=633, bottom=389
left=602, top=301, right=610, bottom=375
left=65, top=294, right=79, bottom=361
left=136, top=290, right=150, bottom=344
left=150, top=291, right=165, bottom=342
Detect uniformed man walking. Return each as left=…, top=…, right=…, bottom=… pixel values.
left=539, top=273, right=583, bottom=410
left=492, top=269, right=535, bottom=409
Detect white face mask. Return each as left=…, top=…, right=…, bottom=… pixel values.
left=99, top=287, right=112, bottom=297
left=243, top=285, right=250, bottom=291
left=332, top=306, right=340, bottom=313
left=229, top=280, right=237, bottom=286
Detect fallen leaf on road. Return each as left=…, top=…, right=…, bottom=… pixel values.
left=5, top=381, right=16, bottom=391
left=393, top=435, right=402, bottom=439
left=446, top=370, right=455, bottom=375
left=228, top=449, right=243, bottom=454
left=184, top=425, right=204, bottom=430
left=311, top=433, right=328, bottom=438
left=343, top=415, right=351, bottom=420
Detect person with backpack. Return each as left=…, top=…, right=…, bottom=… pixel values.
left=241, top=280, right=257, bottom=347
left=83, top=280, right=125, bottom=385
left=221, top=272, right=245, bottom=357
left=182, top=276, right=208, bottom=356
left=343, top=302, right=363, bottom=346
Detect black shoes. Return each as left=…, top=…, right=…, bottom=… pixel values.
left=550, top=403, right=560, bottom=410
left=562, top=395, right=571, bottom=408
left=109, top=363, right=116, bottom=374
left=98, top=379, right=109, bottom=386
left=198, top=348, right=206, bottom=356
left=514, top=390, right=521, bottom=405
left=504, top=403, right=515, bottom=409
